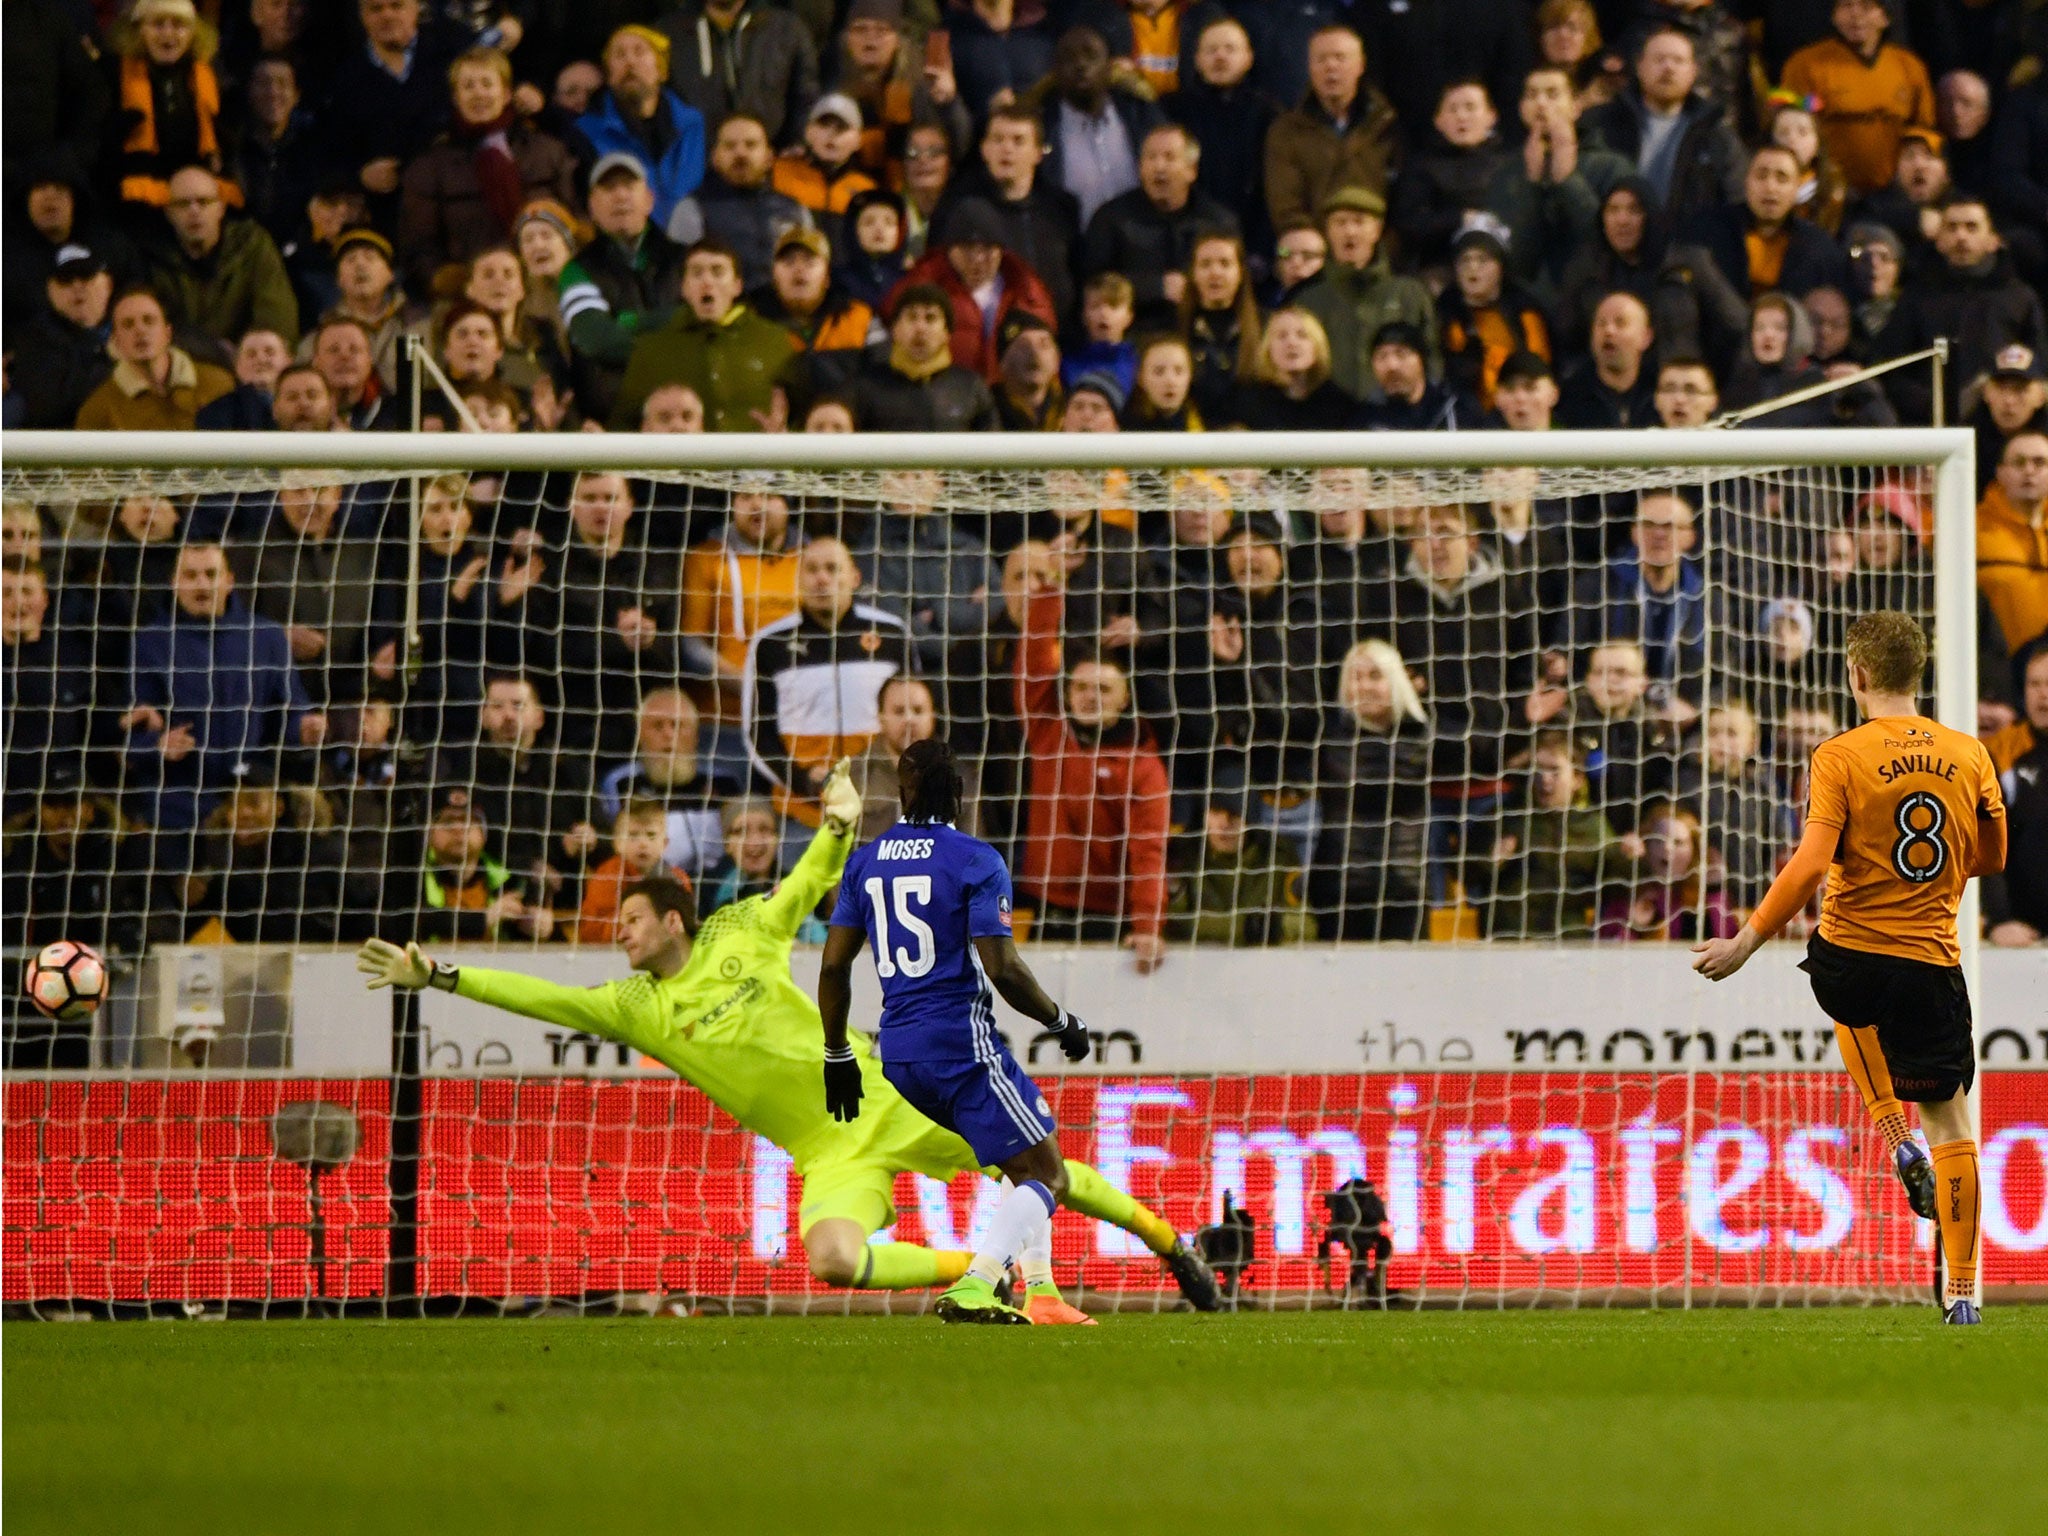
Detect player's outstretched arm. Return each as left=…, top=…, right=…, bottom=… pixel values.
left=354, top=937, right=631, bottom=1040
left=971, top=935, right=1092, bottom=1061
left=761, top=759, right=862, bottom=940
left=817, top=923, right=866, bottom=1121
left=1692, top=818, right=1834, bottom=981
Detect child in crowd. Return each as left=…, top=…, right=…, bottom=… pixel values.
left=700, top=798, right=827, bottom=940
left=1491, top=731, right=1638, bottom=939
left=1439, top=223, right=1551, bottom=412
left=1062, top=272, right=1138, bottom=399
left=1124, top=335, right=1202, bottom=430
left=834, top=188, right=911, bottom=310
left=1595, top=801, right=1736, bottom=942
left=575, top=799, right=687, bottom=945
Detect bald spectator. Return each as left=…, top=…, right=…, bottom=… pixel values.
left=658, top=0, right=820, bottom=148
left=1782, top=0, right=1936, bottom=198
left=1264, top=24, right=1398, bottom=235
left=639, top=381, right=707, bottom=433
left=593, top=687, right=739, bottom=878
left=1557, top=291, right=1657, bottom=429
left=742, top=536, right=913, bottom=816
left=1015, top=579, right=1170, bottom=972
left=1040, top=24, right=1164, bottom=226
left=1937, top=70, right=1995, bottom=197
left=574, top=25, right=708, bottom=233
left=122, top=541, right=325, bottom=829
left=146, top=167, right=298, bottom=354
left=74, top=288, right=235, bottom=430
left=1081, top=123, right=1239, bottom=332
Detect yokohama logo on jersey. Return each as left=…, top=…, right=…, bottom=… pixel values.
left=7, top=1074, right=2045, bottom=1303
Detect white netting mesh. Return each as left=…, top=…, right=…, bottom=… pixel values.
left=2, top=442, right=1984, bottom=1314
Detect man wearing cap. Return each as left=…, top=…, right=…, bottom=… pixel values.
left=658, top=0, right=820, bottom=148
left=754, top=225, right=883, bottom=404
left=669, top=113, right=814, bottom=287
left=1291, top=184, right=1436, bottom=398
left=848, top=283, right=999, bottom=430
left=1262, top=23, right=1398, bottom=234
left=11, top=245, right=116, bottom=430
left=772, top=93, right=880, bottom=231
left=1080, top=122, right=1239, bottom=332
left=1876, top=194, right=2047, bottom=423
left=558, top=153, right=689, bottom=424
left=890, top=196, right=1058, bottom=383
left=574, top=24, right=708, bottom=233
left=608, top=237, right=800, bottom=430
left=1356, top=320, right=1476, bottom=431
left=1969, top=346, right=2048, bottom=493
left=146, top=166, right=298, bottom=355
left=1782, top=0, right=1936, bottom=197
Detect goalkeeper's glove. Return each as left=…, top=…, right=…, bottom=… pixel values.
left=819, top=756, right=862, bottom=835
left=823, top=1042, right=864, bottom=1122
left=355, top=938, right=459, bottom=993
left=1052, top=1008, right=1092, bottom=1062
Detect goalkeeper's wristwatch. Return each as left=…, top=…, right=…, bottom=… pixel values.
left=425, top=957, right=461, bottom=992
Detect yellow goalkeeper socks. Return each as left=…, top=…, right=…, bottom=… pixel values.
left=1835, top=1023, right=1913, bottom=1155
left=1062, top=1160, right=1178, bottom=1255
left=1929, top=1139, right=1981, bottom=1303
left=858, top=1243, right=972, bottom=1290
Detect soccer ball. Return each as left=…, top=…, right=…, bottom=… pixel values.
left=24, top=940, right=108, bottom=1023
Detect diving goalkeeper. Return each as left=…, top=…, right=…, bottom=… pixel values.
left=355, top=760, right=1220, bottom=1314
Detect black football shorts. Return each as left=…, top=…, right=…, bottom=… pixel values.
left=1802, top=933, right=1975, bottom=1101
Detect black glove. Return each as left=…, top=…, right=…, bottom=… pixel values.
left=1054, top=1008, right=1092, bottom=1062
left=824, top=1044, right=864, bottom=1122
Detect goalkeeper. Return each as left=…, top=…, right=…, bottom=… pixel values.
left=356, top=760, right=1220, bottom=1312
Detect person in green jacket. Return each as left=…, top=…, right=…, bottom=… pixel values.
left=1167, top=790, right=1312, bottom=947
left=1291, top=186, right=1437, bottom=399
left=607, top=237, right=799, bottom=429
left=357, top=759, right=1220, bottom=1311
left=1489, top=730, right=1643, bottom=939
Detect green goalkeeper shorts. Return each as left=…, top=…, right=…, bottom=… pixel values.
left=796, top=1096, right=986, bottom=1237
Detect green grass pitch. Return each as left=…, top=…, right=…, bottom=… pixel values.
left=7, top=1309, right=2048, bottom=1534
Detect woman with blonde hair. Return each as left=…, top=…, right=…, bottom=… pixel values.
left=1230, top=308, right=1357, bottom=430
left=1178, top=232, right=1264, bottom=425
left=1311, top=639, right=1432, bottom=940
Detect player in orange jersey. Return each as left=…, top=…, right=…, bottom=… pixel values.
left=1693, top=611, right=2007, bottom=1324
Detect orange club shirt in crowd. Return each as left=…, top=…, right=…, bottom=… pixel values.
left=1803, top=715, right=2005, bottom=968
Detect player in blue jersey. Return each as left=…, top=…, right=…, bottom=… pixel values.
left=819, top=738, right=1096, bottom=1324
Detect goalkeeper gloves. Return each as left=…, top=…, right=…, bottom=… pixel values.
left=355, top=939, right=459, bottom=993
left=1052, top=1008, right=1092, bottom=1062
left=823, top=1043, right=864, bottom=1122
left=820, top=757, right=862, bottom=835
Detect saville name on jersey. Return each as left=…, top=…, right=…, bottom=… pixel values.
left=875, top=837, right=937, bottom=860
left=1876, top=753, right=1959, bottom=785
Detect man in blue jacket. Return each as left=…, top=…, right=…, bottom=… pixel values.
left=120, top=542, right=326, bottom=830
left=574, top=24, right=708, bottom=234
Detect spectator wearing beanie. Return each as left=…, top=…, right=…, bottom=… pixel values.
left=1356, top=320, right=1476, bottom=431
left=573, top=25, right=709, bottom=234
left=1437, top=220, right=1550, bottom=413
left=890, top=196, right=1057, bottom=383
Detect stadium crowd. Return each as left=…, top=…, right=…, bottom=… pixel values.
left=4, top=0, right=2047, bottom=1059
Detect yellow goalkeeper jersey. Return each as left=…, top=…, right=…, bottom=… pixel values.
left=455, top=825, right=898, bottom=1171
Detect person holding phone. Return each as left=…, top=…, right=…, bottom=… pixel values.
left=830, top=0, right=972, bottom=184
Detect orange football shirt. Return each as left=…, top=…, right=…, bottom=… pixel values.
left=1804, top=715, right=2005, bottom=967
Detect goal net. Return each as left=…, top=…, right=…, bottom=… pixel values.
left=6, top=428, right=2037, bottom=1315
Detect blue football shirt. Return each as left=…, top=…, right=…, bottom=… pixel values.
left=831, top=821, right=1014, bottom=1063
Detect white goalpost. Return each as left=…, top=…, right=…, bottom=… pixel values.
left=9, top=424, right=2026, bottom=1317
